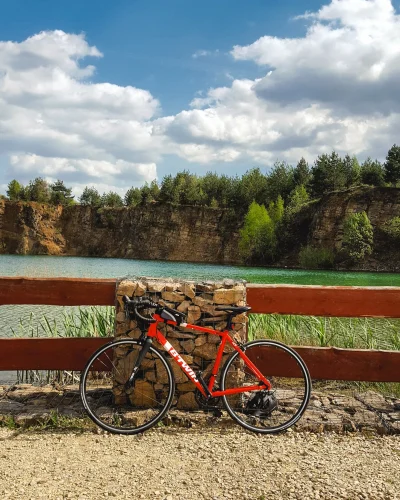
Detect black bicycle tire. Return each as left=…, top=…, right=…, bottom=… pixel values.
left=220, top=339, right=311, bottom=434
left=80, top=339, right=175, bottom=435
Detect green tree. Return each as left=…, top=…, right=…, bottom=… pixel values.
left=79, top=187, right=102, bottom=206
left=239, top=201, right=276, bottom=262
left=360, top=158, right=385, bottom=186
left=382, top=217, right=400, bottom=241
left=159, top=175, right=177, bottom=204
left=101, top=191, right=123, bottom=207
left=124, top=187, right=142, bottom=207
left=293, top=158, right=311, bottom=188
left=310, top=151, right=346, bottom=196
left=210, top=197, right=219, bottom=208
left=149, top=180, right=160, bottom=201
left=342, top=211, right=373, bottom=261
left=179, top=173, right=205, bottom=205
left=268, top=195, right=284, bottom=224
left=237, top=168, right=269, bottom=211
left=286, top=185, right=309, bottom=217
left=50, top=180, right=74, bottom=205
left=201, top=172, right=237, bottom=207
left=140, top=183, right=154, bottom=204
left=266, top=162, right=294, bottom=203
left=384, top=144, right=400, bottom=185
left=6, top=180, right=23, bottom=201
left=342, top=155, right=361, bottom=187
left=27, top=177, right=51, bottom=203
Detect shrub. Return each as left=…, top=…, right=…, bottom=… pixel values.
left=342, top=211, right=373, bottom=260
left=298, top=246, right=335, bottom=269
left=382, top=216, right=400, bottom=241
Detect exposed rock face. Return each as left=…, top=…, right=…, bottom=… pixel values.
left=0, top=201, right=240, bottom=264
left=278, top=186, right=400, bottom=271
left=1, top=186, right=400, bottom=270
left=0, top=201, right=65, bottom=255
left=310, top=186, right=400, bottom=252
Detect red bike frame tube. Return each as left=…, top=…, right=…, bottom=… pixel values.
left=147, top=316, right=272, bottom=396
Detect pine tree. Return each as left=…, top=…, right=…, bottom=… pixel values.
left=293, top=158, right=311, bottom=188
left=79, top=187, right=102, bottom=206
left=101, top=192, right=123, bottom=207
left=125, top=187, right=142, bottom=206
left=360, top=158, right=385, bottom=186
left=50, top=180, right=74, bottom=205
left=384, top=144, right=400, bottom=185
left=342, top=155, right=361, bottom=187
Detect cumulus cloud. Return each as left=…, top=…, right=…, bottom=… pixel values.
left=2, top=1, right=400, bottom=195
left=161, top=0, right=400, bottom=165
left=9, top=154, right=156, bottom=191
left=0, top=30, right=160, bottom=194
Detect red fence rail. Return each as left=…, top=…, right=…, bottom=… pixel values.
left=1, top=277, right=399, bottom=382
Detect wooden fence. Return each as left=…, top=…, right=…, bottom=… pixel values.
left=0, top=277, right=399, bottom=382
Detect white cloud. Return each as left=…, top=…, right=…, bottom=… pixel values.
left=161, top=0, right=400, bottom=165
left=9, top=154, right=156, bottom=187
left=2, top=1, right=400, bottom=196
left=0, top=30, right=160, bottom=194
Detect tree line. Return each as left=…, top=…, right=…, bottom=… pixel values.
left=4, top=145, right=400, bottom=212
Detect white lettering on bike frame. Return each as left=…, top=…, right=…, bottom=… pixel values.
left=163, top=341, right=199, bottom=383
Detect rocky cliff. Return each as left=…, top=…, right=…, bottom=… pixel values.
left=280, top=186, right=400, bottom=271
left=1, top=186, right=400, bottom=270
left=0, top=201, right=240, bottom=264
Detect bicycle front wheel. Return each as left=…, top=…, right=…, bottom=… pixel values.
left=80, top=339, right=175, bottom=434
left=220, top=340, right=311, bottom=434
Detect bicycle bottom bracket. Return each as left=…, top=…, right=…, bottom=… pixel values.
left=194, top=376, right=222, bottom=410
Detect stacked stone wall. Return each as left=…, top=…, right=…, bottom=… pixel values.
left=115, top=277, right=247, bottom=410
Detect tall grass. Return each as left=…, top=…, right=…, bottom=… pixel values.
left=248, top=314, right=400, bottom=351
left=249, top=314, right=400, bottom=397
left=12, top=306, right=115, bottom=385
left=11, top=306, right=115, bottom=339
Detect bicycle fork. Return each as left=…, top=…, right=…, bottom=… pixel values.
left=125, top=338, right=153, bottom=388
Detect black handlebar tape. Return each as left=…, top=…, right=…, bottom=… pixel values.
left=134, top=306, right=157, bottom=324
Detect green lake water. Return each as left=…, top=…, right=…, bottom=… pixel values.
left=2, top=254, right=400, bottom=285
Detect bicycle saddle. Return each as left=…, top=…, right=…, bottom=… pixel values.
left=215, top=306, right=251, bottom=314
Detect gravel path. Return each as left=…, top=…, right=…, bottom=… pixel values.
left=0, top=426, right=399, bottom=500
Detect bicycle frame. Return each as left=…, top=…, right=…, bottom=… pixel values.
left=147, top=314, right=271, bottom=398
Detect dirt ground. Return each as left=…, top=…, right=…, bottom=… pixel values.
left=0, top=424, right=399, bottom=500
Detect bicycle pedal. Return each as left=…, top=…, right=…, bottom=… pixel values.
left=212, top=409, right=223, bottom=418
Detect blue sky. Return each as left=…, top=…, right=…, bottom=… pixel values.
left=0, top=0, right=322, bottom=114
left=1, top=0, right=400, bottom=196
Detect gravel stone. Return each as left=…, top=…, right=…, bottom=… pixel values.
left=0, top=427, right=398, bottom=499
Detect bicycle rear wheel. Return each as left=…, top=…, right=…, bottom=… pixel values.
left=80, top=339, right=175, bottom=434
left=220, top=340, right=311, bottom=433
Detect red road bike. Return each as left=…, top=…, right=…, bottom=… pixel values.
left=80, top=297, right=311, bottom=434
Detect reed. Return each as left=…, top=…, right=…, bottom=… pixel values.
left=248, top=314, right=400, bottom=351
left=12, top=306, right=115, bottom=385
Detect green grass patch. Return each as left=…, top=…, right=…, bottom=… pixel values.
left=248, top=314, right=400, bottom=350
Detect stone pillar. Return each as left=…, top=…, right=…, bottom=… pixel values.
left=114, top=277, right=247, bottom=410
